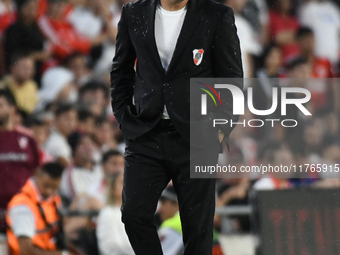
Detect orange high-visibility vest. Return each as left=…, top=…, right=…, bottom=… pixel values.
left=6, top=178, right=62, bottom=255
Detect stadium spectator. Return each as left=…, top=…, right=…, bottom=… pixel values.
left=157, top=186, right=182, bottom=255
left=253, top=44, right=283, bottom=134
left=323, top=111, right=340, bottom=138
left=66, top=0, right=117, bottom=48
left=0, top=89, right=40, bottom=234
left=37, top=0, right=91, bottom=60
left=296, top=26, right=337, bottom=112
left=60, top=133, right=103, bottom=201
left=63, top=193, right=101, bottom=254
left=296, top=27, right=333, bottom=78
left=37, top=66, right=75, bottom=111
left=256, top=43, right=283, bottom=78
left=6, top=162, right=80, bottom=255
left=87, top=150, right=124, bottom=205
left=57, top=133, right=102, bottom=251
left=96, top=172, right=134, bottom=255
left=299, top=0, right=340, bottom=63
left=0, top=0, right=16, bottom=35
left=322, top=136, right=340, bottom=166
left=216, top=178, right=251, bottom=233
left=303, top=118, right=324, bottom=156
left=3, top=0, right=48, bottom=76
left=216, top=146, right=252, bottom=233
left=78, top=81, right=109, bottom=117
left=226, top=0, right=262, bottom=78
left=308, top=135, right=340, bottom=185
left=0, top=52, right=38, bottom=113
left=93, top=117, right=119, bottom=153
left=158, top=186, right=225, bottom=255
left=287, top=56, right=312, bottom=79
left=26, top=114, right=54, bottom=164
left=267, top=0, right=300, bottom=63
left=253, top=144, right=295, bottom=190
left=60, top=133, right=104, bottom=249
left=285, top=57, right=313, bottom=127
left=242, top=0, right=269, bottom=43
left=77, top=108, right=95, bottom=136
left=227, top=115, right=258, bottom=166
left=64, top=53, right=91, bottom=86
left=44, top=103, right=77, bottom=168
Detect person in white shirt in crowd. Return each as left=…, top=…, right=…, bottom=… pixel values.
left=37, top=67, right=77, bottom=111
left=157, top=186, right=182, bottom=255
left=298, top=0, right=340, bottom=63
left=87, top=150, right=124, bottom=205
left=44, top=103, right=78, bottom=168
left=225, top=0, right=262, bottom=78
left=242, top=0, right=269, bottom=45
left=66, top=0, right=120, bottom=77
left=67, top=0, right=117, bottom=44
left=61, top=135, right=103, bottom=245
left=62, top=149, right=122, bottom=243
left=60, top=132, right=103, bottom=201
left=96, top=171, right=134, bottom=255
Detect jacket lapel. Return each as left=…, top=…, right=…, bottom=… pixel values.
left=144, top=0, right=203, bottom=78
left=145, top=0, right=166, bottom=76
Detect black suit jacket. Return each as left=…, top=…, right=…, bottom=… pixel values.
left=110, top=0, right=243, bottom=147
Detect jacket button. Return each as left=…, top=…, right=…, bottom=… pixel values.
left=163, top=83, right=169, bottom=87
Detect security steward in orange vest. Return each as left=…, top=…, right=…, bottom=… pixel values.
left=6, top=162, right=77, bottom=255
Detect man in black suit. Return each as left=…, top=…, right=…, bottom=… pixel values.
left=110, top=0, right=243, bottom=253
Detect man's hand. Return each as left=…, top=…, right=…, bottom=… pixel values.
left=218, top=130, right=224, bottom=143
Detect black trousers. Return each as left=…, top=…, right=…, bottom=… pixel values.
left=121, top=119, right=220, bottom=255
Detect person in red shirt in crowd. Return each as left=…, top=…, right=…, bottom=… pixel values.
left=0, top=89, right=40, bottom=233
left=267, top=0, right=300, bottom=63
left=37, top=0, right=91, bottom=60
left=296, top=27, right=334, bottom=79
left=36, top=0, right=72, bottom=20
left=296, top=26, right=336, bottom=111
left=0, top=0, right=16, bottom=35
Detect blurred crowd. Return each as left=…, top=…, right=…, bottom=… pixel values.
left=1, top=0, right=340, bottom=254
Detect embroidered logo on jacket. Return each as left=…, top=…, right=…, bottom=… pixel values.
left=193, top=49, right=204, bottom=66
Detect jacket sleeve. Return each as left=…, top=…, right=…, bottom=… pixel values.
left=110, top=4, right=137, bottom=125
left=211, top=7, right=243, bottom=141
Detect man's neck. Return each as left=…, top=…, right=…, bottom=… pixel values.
left=21, top=18, right=35, bottom=26
left=0, top=120, right=13, bottom=131
left=266, top=66, right=278, bottom=76
left=304, top=52, right=315, bottom=64
left=115, top=198, right=122, bottom=207
left=11, top=75, right=24, bottom=87
left=159, top=0, right=189, bottom=11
